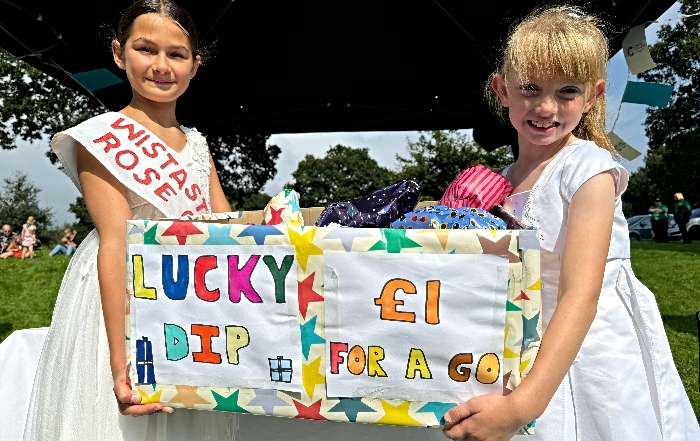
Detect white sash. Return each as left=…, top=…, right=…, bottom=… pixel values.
left=51, top=112, right=209, bottom=218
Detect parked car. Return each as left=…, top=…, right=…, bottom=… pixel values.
left=628, top=215, right=653, bottom=241
left=627, top=214, right=678, bottom=241
left=668, top=207, right=700, bottom=240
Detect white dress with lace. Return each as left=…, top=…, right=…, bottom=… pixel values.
left=22, top=126, right=239, bottom=441
left=501, top=140, right=699, bottom=440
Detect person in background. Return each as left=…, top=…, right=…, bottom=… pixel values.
left=648, top=197, right=668, bottom=243
left=0, top=235, right=21, bottom=259
left=1, top=224, right=14, bottom=253
left=673, top=192, right=692, bottom=244
left=20, top=216, right=37, bottom=259
left=48, top=228, right=81, bottom=256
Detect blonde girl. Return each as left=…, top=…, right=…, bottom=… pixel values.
left=0, top=235, right=21, bottom=259
left=442, top=6, right=699, bottom=441
left=20, top=216, right=36, bottom=259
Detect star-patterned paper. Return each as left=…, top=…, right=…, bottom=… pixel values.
left=126, top=219, right=541, bottom=433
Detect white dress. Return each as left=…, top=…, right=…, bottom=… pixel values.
left=19, top=124, right=446, bottom=441
left=502, top=140, right=699, bottom=440
left=22, top=127, right=240, bottom=441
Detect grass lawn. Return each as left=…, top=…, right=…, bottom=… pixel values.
left=0, top=241, right=698, bottom=420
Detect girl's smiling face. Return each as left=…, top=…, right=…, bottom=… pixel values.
left=112, top=13, right=200, bottom=104
left=493, top=73, right=604, bottom=149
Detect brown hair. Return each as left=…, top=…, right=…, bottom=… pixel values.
left=115, top=0, right=204, bottom=62
left=487, top=5, right=616, bottom=156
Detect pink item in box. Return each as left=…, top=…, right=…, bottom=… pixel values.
left=440, top=164, right=514, bottom=211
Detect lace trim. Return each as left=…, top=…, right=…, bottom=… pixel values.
left=180, top=126, right=211, bottom=205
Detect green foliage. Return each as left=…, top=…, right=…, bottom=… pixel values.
left=286, top=145, right=396, bottom=207
left=68, top=197, right=94, bottom=238
left=0, top=49, right=103, bottom=157
left=627, top=0, right=700, bottom=213
left=395, top=130, right=513, bottom=201
left=208, top=134, right=281, bottom=210
left=0, top=172, right=54, bottom=243
left=233, top=192, right=273, bottom=211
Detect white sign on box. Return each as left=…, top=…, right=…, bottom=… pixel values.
left=323, top=251, right=509, bottom=403
left=129, top=244, right=303, bottom=392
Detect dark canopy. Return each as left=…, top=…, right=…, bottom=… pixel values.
left=0, top=0, right=675, bottom=150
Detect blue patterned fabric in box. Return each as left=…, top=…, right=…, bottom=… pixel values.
left=390, top=205, right=507, bottom=230
left=315, top=178, right=421, bottom=228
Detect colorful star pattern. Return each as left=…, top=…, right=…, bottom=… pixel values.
left=268, top=206, right=285, bottom=225
left=416, top=401, right=456, bottom=425
left=168, top=385, right=211, bottom=409
left=328, top=397, right=377, bottom=422
left=321, top=227, right=375, bottom=251
left=288, top=227, right=323, bottom=272
left=293, top=399, right=327, bottom=421
left=302, top=356, right=325, bottom=399
left=506, top=300, right=522, bottom=311
left=236, top=225, right=285, bottom=245
left=477, top=234, right=520, bottom=263
left=368, top=229, right=422, bottom=253
left=298, top=272, right=323, bottom=319
left=143, top=222, right=159, bottom=244
left=211, top=390, right=250, bottom=413
left=522, top=312, right=540, bottom=349
left=128, top=224, right=145, bottom=235
left=203, top=224, right=240, bottom=245
left=246, top=389, right=292, bottom=413
left=417, top=229, right=451, bottom=250
left=137, top=387, right=162, bottom=404
left=376, top=400, right=422, bottom=426
left=502, top=371, right=512, bottom=396
left=513, top=290, right=530, bottom=301
left=161, top=222, right=204, bottom=245
left=300, top=316, right=325, bottom=360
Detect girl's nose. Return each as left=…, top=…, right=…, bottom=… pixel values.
left=536, top=95, right=557, bottom=114
left=153, top=54, right=170, bottom=74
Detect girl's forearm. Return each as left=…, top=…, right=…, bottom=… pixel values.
left=96, top=238, right=129, bottom=380
left=508, top=287, right=599, bottom=422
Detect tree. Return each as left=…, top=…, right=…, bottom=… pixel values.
left=626, top=0, right=700, bottom=214
left=395, top=130, right=513, bottom=201
left=286, top=145, right=396, bottom=207
left=0, top=172, right=54, bottom=242
left=0, top=49, right=103, bottom=159
left=68, top=197, right=95, bottom=238
left=208, top=134, right=281, bottom=210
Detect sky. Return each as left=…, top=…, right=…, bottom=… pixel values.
left=0, top=2, right=683, bottom=226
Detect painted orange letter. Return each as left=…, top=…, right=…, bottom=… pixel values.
left=374, top=278, right=416, bottom=322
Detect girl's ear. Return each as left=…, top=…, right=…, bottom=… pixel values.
left=190, top=55, right=201, bottom=79
left=584, top=79, right=605, bottom=112
left=492, top=73, right=509, bottom=107
left=112, top=40, right=125, bottom=70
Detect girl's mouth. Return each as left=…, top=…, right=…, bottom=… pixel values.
left=147, top=78, right=174, bottom=85
left=528, top=120, right=559, bottom=131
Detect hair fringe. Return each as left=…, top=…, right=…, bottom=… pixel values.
left=485, top=5, right=617, bottom=158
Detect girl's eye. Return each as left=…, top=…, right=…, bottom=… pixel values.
left=560, top=87, right=581, bottom=95
left=136, top=47, right=154, bottom=54
left=170, top=52, right=185, bottom=59
left=519, top=84, right=539, bottom=95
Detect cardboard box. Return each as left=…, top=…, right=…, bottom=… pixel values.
left=125, top=214, right=540, bottom=433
